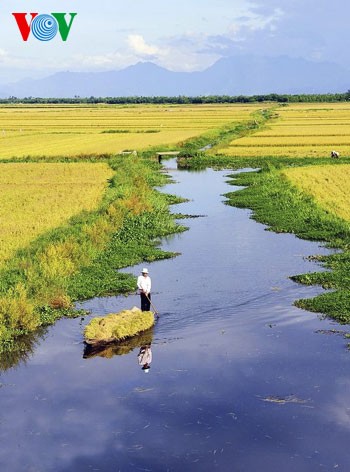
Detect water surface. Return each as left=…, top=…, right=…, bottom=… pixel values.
left=0, top=160, right=349, bottom=471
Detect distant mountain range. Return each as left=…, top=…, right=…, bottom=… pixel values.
left=1, top=55, right=349, bottom=98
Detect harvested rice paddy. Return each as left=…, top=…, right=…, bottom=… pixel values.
left=0, top=104, right=262, bottom=158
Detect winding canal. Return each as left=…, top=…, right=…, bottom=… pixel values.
left=0, top=160, right=349, bottom=471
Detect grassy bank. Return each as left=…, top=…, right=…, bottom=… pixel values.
left=224, top=165, right=350, bottom=323
left=177, top=107, right=276, bottom=164
left=0, top=155, right=185, bottom=353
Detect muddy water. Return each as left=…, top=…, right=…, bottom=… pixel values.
left=1, top=161, right=350, bottom=471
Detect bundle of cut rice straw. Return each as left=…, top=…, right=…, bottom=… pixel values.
left=84, top=307, right=154, bottom=346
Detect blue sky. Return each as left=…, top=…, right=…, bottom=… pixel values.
left=0, top=0, right=349, bottom=83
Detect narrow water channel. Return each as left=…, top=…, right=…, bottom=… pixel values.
left=0, top=160, right=349, bottom=471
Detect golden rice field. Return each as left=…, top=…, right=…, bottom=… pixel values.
left=0, top=162, right=113, bottom=263
left=0, top=104, right=262, bottom=158
left=282, top=164, right=350, bottom=221
left=218, top=103, right=350, bottom=158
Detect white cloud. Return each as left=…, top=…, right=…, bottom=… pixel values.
left=155, top=32, right=219, bottom=70
left=127, top=34, right=165, bottom=57
left=324, top=378, right=350, bottom=430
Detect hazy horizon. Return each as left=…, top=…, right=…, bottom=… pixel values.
left=1, top=0, right=349, bottom=85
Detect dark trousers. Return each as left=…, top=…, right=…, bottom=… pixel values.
left=140, top=293, right=151, bottom=312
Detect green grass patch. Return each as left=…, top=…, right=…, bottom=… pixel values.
left=225, top=165, right=350, bottom=323
left=177, top=107, right=277, bottom=164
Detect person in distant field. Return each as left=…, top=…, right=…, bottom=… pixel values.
left=137, top=268, right=151, bottom=311
left=138, top=344, right=152, bottom=373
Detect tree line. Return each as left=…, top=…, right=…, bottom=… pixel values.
left=1, top=92, right=350, bottom=105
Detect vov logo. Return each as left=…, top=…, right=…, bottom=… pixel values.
left=12, top=13, right=77, bottom=41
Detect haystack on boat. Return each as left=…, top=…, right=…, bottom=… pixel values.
left=84, top=307, right=154, bottom=346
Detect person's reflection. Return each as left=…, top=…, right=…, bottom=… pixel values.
left=137, top=344, right=152, bottom=373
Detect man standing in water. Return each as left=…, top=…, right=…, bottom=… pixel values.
left=137, top=268, right=151, bottom=311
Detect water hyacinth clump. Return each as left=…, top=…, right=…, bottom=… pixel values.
left=84, top=307, right=155, bottom=345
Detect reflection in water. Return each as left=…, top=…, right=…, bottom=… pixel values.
left=83, top=328, right=154, bottom=360
left=137, top=344, right=152, bottom=373
left=0, top=327, right=47, bottom=372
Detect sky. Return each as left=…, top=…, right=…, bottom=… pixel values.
left=0, top=0, right=349, bottom=84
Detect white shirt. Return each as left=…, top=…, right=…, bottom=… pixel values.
left=137, top=274, right=151, bottom=295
